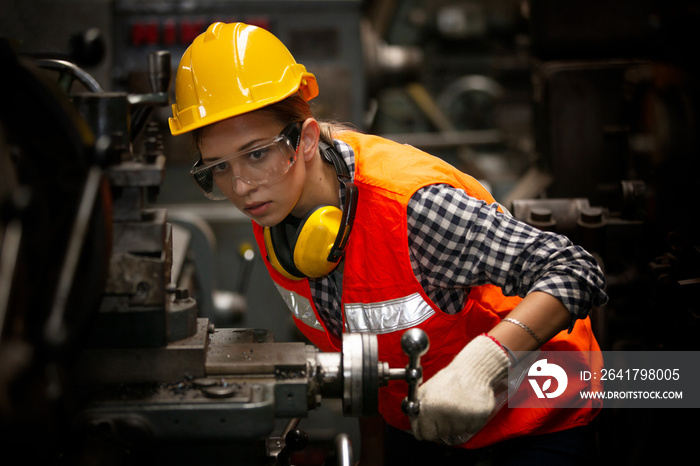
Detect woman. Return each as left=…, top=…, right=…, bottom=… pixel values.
left=169, top=22, right=607, bottom=465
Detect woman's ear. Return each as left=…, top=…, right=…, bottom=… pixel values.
left=299, top=118, right=320, bottom=163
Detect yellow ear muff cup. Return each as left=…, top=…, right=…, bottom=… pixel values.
left=293, top=206, right=343, bottom=278
left=263, top=225, right=305, bottom=281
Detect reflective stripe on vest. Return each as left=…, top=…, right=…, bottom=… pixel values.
left=273, top=283, right=324, bottom=331
left=274, top=284, right=435, bottom=335
left=345, top=292, right=435, bottom=334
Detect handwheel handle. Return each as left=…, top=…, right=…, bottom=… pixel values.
left=400, top=328, right=429, bottom=416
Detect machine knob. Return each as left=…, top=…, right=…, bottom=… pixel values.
left=400, top=328, right=429, bottom=416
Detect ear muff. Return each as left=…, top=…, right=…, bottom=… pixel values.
left=293, top=205, right=344, bottom=277
left=264, top=205, right=344, bottom=280
left=264, top=217, right=305, bottom=280
left=263, top=141, right=357, bottom=280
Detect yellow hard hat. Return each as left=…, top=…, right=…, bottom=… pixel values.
left=169, top=22, right=318, bottom=135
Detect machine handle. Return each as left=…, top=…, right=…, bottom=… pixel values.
left=400, top=328, right=430, bottom=416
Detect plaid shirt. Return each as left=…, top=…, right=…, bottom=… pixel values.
left=309, top=139, right=608, bottom=339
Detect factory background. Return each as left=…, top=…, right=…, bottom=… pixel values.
left=1, top=0, right=698, bottom=464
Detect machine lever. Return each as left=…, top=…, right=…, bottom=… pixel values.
left=276, top=429, right=308, bottom=465
left=400, top=328, right=430, bottom=416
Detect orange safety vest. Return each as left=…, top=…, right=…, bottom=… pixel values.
left=253, top=131, right=602, bottom=448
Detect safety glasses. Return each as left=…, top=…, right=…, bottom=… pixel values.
left=190, top=122, right=302, bottom=200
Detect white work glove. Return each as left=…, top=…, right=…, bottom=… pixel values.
left=410, top=335, right=509, bottom=442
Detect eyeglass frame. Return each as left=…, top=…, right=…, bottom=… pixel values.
left=189, top=121, right=303, bottom=200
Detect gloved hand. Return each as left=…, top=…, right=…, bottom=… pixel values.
left=410, top=335, right=509, bottom=442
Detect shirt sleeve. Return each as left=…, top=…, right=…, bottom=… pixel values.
left=406, top=184, right=608, bottom=322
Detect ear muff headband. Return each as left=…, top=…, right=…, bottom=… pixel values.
left=264, top=141, right=357, bottom=280
left=319, top=140, right=358, bottom=264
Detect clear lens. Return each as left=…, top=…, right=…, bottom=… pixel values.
left=190, top=136, right=297, bottom=200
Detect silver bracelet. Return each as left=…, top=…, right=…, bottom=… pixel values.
left=502, top=318, right=544, bottom=346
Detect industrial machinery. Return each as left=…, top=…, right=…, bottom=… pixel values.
left=69, top=327, right=429, bottom=465
left=0, top=39, right=430, bottom=465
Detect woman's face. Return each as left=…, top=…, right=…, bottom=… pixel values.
left=199, top=112, right=309, bottom=227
